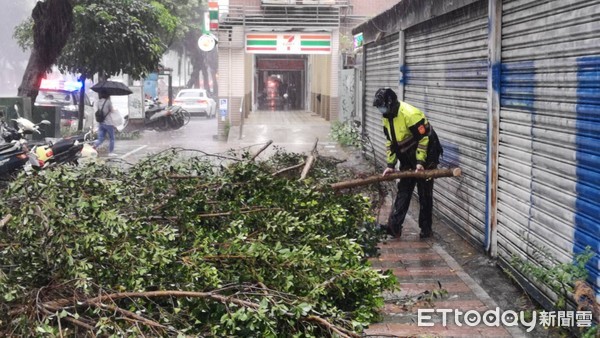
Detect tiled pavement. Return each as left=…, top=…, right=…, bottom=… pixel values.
left=365, top=208, right=526, bottom=337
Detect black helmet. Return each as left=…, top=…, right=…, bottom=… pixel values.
left=372, top=88, right=398, bottom=108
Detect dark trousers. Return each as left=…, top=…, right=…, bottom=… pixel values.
left=388, top=176, right=434, bottom=236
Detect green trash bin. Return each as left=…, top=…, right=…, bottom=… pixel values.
left=31, top=105, right=61, bottom=140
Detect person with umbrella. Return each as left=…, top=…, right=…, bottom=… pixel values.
left=93, top=90, right=118, bottom=156
left=91, top=80, right=132, bottom=156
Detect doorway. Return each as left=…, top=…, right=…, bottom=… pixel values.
left=254, top=55, right=306, bottom=111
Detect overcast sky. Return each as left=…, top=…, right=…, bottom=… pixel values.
left=0, top=1, right=35, bottom=97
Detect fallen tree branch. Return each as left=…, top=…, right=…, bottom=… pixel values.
left=250, top=140, right=273, bottom=161
left=143, top=207, right=283, bottom=221
left=39, top=306, right=95, bottom=331
left=272, top=161, right=305, bottom=177
left=197, top=207, right=282, bottom=218
left=299, top=138, right=319, bottom=181
left=0, top=214, right=11, bottom=228
left=39, top=289, right=358, bottom=337
left=306, top=315, right=360, bottom=338
left=329, top=168, right=462, bottom=191
left=318, top=270, right=353, bottom=290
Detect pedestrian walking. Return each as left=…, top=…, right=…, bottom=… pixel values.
left=373, top=88, right=443, bottom=239
left=94, top=90, right=118, bottom=156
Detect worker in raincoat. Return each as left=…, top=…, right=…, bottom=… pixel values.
left=373, top=88, right=443, bottom=239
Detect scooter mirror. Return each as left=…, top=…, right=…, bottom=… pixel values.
left=39, top=120, right=52, bottom=125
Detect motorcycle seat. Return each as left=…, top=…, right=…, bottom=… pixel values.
left=0, top=143, right=20, bottom=155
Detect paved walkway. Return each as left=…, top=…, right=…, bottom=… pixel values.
left=236, top=110, right=532, bottom=337
left=366, top=202, right=526, bottom=338
left=229, top=109, right=344, bottom=159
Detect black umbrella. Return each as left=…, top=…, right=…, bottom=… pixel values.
left=91, top=80, right=133, bottom=96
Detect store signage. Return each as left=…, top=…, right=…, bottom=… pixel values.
left=245, top=33, right=331, bottom=54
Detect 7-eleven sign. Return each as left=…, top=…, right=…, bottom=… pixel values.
left=283, top=35, right=299, bottom=51
left=209, top=1, right=218, bottom=31
left=246, top=33, right=331, bottom=54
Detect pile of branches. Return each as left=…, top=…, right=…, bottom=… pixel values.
left=0, top=147, right=395, bottom=337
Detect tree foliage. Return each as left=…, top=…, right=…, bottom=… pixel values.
left=57, top=0, right=177, bottom=80
left=0, top=149, right=395, bottom=336
left=14, top=0, right=179, bottom=113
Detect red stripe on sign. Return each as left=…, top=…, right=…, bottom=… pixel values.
left=300, top=48, right=330, bottom=51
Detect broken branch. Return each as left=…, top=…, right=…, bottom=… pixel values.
left=330, top=168, right=462, bottom=191
left=299, top=138, right=319, bottom=180
left=272, top=161, right=306, bottom=177
left=250, top=140, right=273, bottom=161
left=40, top=290, right=357, bottom=337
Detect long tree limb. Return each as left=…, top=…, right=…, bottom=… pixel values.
left=40, top=290, right=358, bottom=337
left=272, top=161, right=305, bottom=177
left=93, top=303, right=166, bottom=329
left=197, top=207, right=282, bottom=218
left=39, top=306, right=95, bottom=331
left=250, top=140, right=273, bottom=161
left=299, top=138, right=319, bottom=181
left=329, top=168, right=462, bottom=191
left=306, top=315, right=360, bottom=338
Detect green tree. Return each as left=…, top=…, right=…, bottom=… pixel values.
left=160, top=0, right=219, bottom=95
left=15, top=0, right=178, bottom=130
left=58, top=0, right=178, bottom=130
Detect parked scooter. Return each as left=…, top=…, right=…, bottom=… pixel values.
left=0, top=138, right=34, bottom=179
left=144, top=98, right=189, bottom=131
left=32, top=129, right=98, bottom=168
left=0, top=107, right=49, bottom=179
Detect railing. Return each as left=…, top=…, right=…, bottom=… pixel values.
left=218, top=4, right=341, bottom=29
left=261, top=0, right=350, bottom=7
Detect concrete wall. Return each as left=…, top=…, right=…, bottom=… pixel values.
left=310, top=55, right=332, bottom=120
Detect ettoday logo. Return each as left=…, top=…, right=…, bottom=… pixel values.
left=418, top=308, right=593, bottom=332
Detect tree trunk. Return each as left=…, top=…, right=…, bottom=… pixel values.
left=200, top=60, right=209, bottom=92
left=185, top=50, right=207, bottom=90
left=186, top=68, right=199, bottom=88
left=17, top=0, right=73, bottom=103
left=208, top=49, right=218, bottom=97
left=17, top=50, right=45, bottom=101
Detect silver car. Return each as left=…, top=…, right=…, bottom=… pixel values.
left=173, top=89, right=216, bottom=118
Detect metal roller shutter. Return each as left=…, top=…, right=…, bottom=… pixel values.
left=498, top=0, right=600, bottom=303
left=404, top=1, right=489, bottom=245
left=363, top=33, right=400, bottom=168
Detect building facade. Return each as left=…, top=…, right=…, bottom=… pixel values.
left=216, top=0, right=394, bottom=139
left=353, top=0, right=600, bottom=307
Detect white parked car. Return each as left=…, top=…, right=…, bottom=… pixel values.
left=173, top=89, right=216, bottom=118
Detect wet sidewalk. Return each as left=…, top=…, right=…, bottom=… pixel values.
left=366, top=200, right=528, bottom=337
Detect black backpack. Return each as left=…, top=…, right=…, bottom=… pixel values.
left=95, top=100, right=108, bottom=123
